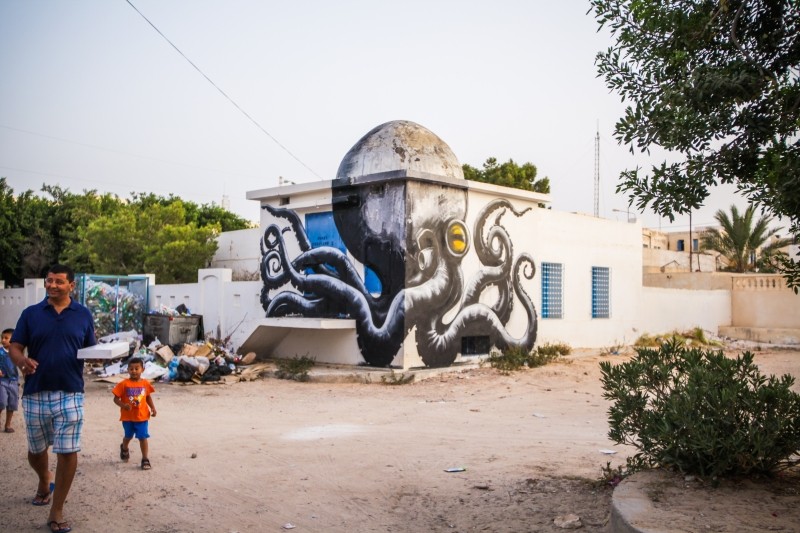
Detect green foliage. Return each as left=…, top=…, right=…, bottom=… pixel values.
left=600, top=341, right=800, bottom=478
left=488, top=342, right=570, bottom=373
left=597, top=461, right=628, bottom=488
left=591, top=0, right=800, bottom=290
left=380, top=371, right=415, bottom=385
left=274, top=355, right=316, bottom=382
left=0, top=181, right=248, bottom=285
left=488, top=346, right=530, bottom=374
left=535, top=342, right=572, bottom=358
left=634, top=328, right=721, bottom=348
left=463, top=158, right=550, bottom=193
left=64, top=201, right=220, bottom=283
left=701, top=205, right=792, bottom=273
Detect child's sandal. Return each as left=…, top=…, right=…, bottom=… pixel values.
left=141, top=458, right=151, bottom=470
left=120, top=444, right=130, bottom=462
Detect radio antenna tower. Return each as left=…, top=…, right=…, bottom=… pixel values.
left=593, top=123, right=600, bottom=217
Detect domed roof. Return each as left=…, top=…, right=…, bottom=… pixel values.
left=336, top=120, right=464, bottom=181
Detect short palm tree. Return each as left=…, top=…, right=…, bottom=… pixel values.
left=701, top=205, right=792, bottom=273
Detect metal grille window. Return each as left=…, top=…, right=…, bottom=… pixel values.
left=541, top=262, right=563, bottom=319
left=591, top=266, right=611, bottom=319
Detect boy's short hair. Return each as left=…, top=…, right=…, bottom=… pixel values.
left=48, top=264, right=75, bottom=282
left=1, top=328, right=13, bottom=336
left=127, top=357, right=144, bottom=368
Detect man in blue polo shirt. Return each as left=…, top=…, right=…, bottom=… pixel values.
left=9, top=264, right=96, bottom=533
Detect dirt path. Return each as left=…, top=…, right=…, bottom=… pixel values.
left=1, top=348, right=797, bottom=532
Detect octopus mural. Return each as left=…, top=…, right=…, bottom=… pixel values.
left=259, top=120, right=538, bottom=368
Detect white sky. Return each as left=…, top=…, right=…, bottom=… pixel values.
left=0, top=0, right=749, bottom=231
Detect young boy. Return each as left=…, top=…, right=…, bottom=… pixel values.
left=112, top=357, right=157, bottom=470
left=0, top=328, right=19, bottom=433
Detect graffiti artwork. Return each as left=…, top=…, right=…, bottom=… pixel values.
left=259, top=120, right=537, bottom=367
left=259, top=188, right=537, bottom=368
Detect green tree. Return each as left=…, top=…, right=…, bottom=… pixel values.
left=463, top=158, right=550, bottom=193
left=591, top=0, right=800, bottom=290
left=15, top=190, right=54, bottom=280
left=143, top=222, right=220, bottom=284
left=41, top=185, right=125, bottom=274
left=130, top=192, right=252, bottom=231
left=702, top=204, right=792, bottom=273
left=67, top=200, right=219, bottom=283
left=0, top=178, right=25, bottom=284
left=79, top=209, right=144, bottom=274
left=0, top=182, right=237, bottom=285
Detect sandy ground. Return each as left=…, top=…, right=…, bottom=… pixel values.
left=0, top=347, right=798, bottom=533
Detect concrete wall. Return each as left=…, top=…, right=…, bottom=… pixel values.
left=210, top=228, right=261, bottom=279
left=642, top=248, right=717, bottom=274
left=519, top=207, right=644, bottom=348
left=730, top=275, right=799, bottom=329
left=643, top=272, right=732, bottom=290
left=637, top=287, right=731, bottom=338
left=0, top=279, right=44, bottom=331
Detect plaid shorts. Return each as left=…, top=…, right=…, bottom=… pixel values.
left=0, top=379, right=19, bottom=411
left=22, top=391, right=84, bottom=454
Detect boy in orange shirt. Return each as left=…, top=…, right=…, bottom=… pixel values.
left=112, top=357, right=157, bottom=470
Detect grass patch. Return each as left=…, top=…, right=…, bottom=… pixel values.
left=488, top=342, right=571, bottom=374
left=634, top=328, right=722, bottom=348
left=381, top=371, right=415, bottom=385
left=275, top=354, right=315, bottom=381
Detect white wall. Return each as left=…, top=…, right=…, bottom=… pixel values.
left=150, top=284, right=200, bottom=315
left=210, top=228, right=261, bottom=277
left=502, top=205, right=644, bottom=348
left=637, top=287, right=731, bottom=338
left=0, top=283, right=39, bottom=331
left=221, top=280, right=267, bottom=349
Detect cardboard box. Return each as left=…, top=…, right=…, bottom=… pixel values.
left=77, top=341, right=130, bottom=360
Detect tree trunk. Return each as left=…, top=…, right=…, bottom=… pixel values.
left=689, top=211, right=693, bottom=272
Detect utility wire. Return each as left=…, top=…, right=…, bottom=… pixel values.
left=124, top=0, right=323, bottom=181
left=0, top=124, right=263, bottom=181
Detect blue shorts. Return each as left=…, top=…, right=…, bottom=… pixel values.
left=122, top=420, right=150, bottom=440
left=22, top=391, right=84, bottom=454
left=0, top=379, right=19, bottom=411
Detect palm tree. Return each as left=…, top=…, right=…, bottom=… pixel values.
left=701, top=205, right=792, bottom=273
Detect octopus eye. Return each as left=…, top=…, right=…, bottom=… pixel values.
left=446, top=220, right=469, bottom=257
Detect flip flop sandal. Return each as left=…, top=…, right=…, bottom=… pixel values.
left=120, top=444, right=130, bottom=462
left=32, top=482, right=55, bottom=506
left=141, top=458, right=151, bottom=470
left=47, top=520, right=72, bottom=533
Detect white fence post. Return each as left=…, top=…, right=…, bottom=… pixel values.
left=198, top=269, right=232, bottom=340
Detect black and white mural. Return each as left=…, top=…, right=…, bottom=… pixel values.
left=259, top=120, right=537, bottom=368
left=259, top=180, right=537, bottom=368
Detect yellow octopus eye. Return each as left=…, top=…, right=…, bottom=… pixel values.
left=446, top=221, right=469, bottom=256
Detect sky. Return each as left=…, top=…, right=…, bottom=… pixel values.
left=0, top=0, right=747, bottom=231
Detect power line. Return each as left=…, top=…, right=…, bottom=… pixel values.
left=124, top=0, right=323, bottom=181
left=0, top=124, right=264, bottom=181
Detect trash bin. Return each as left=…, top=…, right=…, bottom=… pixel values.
left=72, top=274, right=149, bottom=338
left=143, top=314, right=203, bottom=346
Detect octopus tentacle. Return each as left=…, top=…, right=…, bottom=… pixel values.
left=473, top=199, right=530, bottom=266
left=415, top=253, right=537, bottom=367
left=267, top=292, right=328, bottom=317
left=261, top=224, right=406, bottom=365
left=262, top=205, right=312, bottom=251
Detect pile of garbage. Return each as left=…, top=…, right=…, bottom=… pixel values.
left=79, top=278, right=147, bottom=338
left=86, top=329, right=265, bottom=385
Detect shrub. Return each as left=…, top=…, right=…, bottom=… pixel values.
left=600, top=340, right=800, bottom=478
left=634, top=328, right=721, bottom=348
left=488, top=345, right=530, bottom=374
left=381, top=371, right=415, bottom=385
left=275, top=355, right=315, bottom=381
left=488, top=342, right=571, bottom=373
